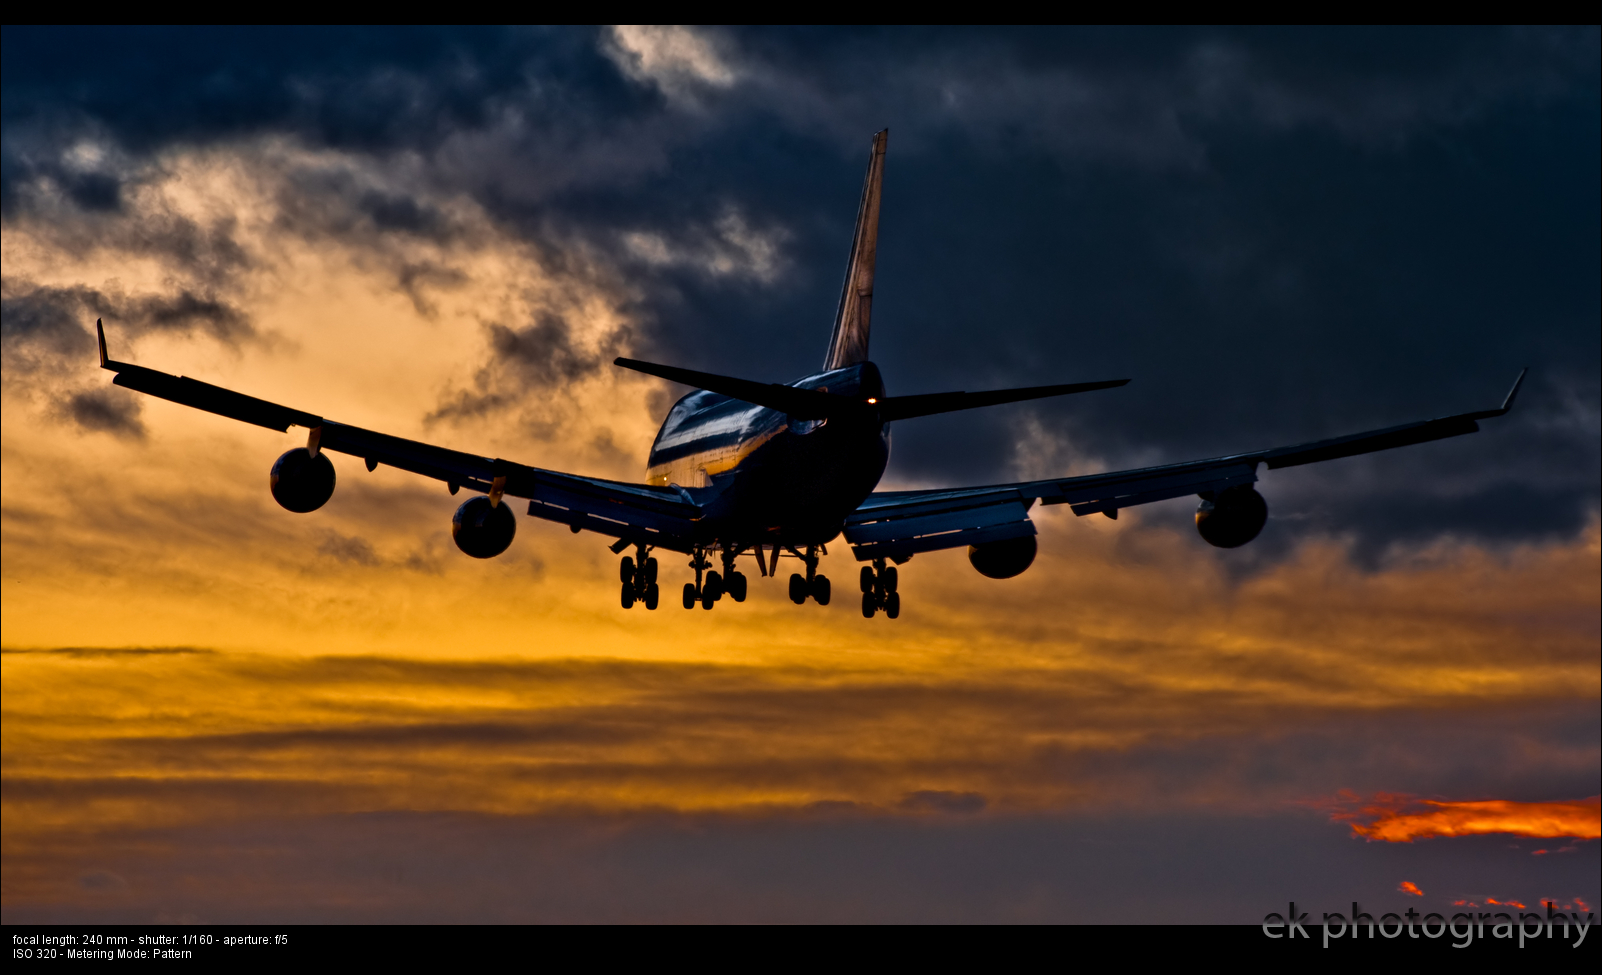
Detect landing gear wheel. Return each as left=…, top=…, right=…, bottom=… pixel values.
left=704, top=570, right=724, bottom=601
left=683, top=583, right=697, bottom=610
left=620, top=557, right=635, bottom=585
left=811, top=574, right=831, bottom=606
left=860, top=566, right=875, bottom=593
left=884, top=591, right=900, bottom=619
left=621, top=581, right=635, bottom=609
left=644, top=557, right=658, bottom=584
left=861, top=592, right=876, bottom=618
left=882, top=566, right=897, bottom=593
left=701, top=588, right=716, bottom=610
left=788, top=574, right=807, bottom=604
left=728, top=571, right=747, bottom=602
left=644, top=584, right=659, bottom=610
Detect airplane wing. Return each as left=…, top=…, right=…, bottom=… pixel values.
left=843, top=370, right=1528, bottom=563
left=96, top=322, right=703, bottom=553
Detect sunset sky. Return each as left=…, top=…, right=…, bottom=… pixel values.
left=3, top=26, right=1597, bottom=923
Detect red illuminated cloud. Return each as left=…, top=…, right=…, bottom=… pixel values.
left=1317, top=792, right=1601, bottom=843
left=1398, top=881, right=1424, bottom=896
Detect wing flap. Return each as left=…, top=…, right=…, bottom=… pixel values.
left=845, top=491, right=1034, bottom=561
left=1034, top=461, right=1259, bottom=517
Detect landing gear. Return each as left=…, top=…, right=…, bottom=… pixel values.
left=618, top=546, right=659, bottom=610
left=860, top=559, right=900, bottom=619
left=719, top=549, right=748, bottom=602
left=683, top=547, right=722, bottom=610
left=788, top=545, right=830, bottom=606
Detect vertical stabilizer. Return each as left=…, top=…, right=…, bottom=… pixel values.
left=823, top=129, right=888, bottom=371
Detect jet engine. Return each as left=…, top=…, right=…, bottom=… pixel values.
left=1195, top=485, right=1267, bottom=548
left=270, top=448, right=336, bottom=513
left=968, top=535, right=1037, bottom=579
left=452, top=495, right=516, bottom=558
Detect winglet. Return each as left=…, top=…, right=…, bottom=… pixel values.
left=1499, top=367, right=1528, bottom=415
left=96, top=318, right=110, bottom=368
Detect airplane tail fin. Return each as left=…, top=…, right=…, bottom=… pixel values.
left=823, top=129, right=888, bottom=371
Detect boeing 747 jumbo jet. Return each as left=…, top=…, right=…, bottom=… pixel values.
left=95, top=130, right=1525, bottom=619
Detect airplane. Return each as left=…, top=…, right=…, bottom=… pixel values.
left=93, top=129, right=1526, bottom=619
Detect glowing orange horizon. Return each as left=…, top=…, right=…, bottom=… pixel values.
left=1322, top=792, right=1601, bottom=843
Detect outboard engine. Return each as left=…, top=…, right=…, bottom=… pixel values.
left=452, top=496, right=516, bottom=558
left=270, top=448, right=336, bottom=513
left=1195, top=485, right=1268, bottom=548
left=968, top=535, right=1037, bottom=579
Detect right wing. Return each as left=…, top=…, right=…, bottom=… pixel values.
left=97, top=322, right=704, bottom=553
left=843, top=370, right=1527, bottom=562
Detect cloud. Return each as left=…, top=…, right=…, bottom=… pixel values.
left=55, top=388, right=145, bottom=438
left=1, top=282, right=252, bottom=376
left=607, top=26, right=738, bottom=104
left=1322, top=793, right=1602, bottom=843
left=317, top=530, right=381, bottom=567
left=898, top=790, right=987, bottom=814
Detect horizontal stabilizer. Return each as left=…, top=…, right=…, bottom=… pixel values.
left=615, top=357, right=1127, bottom=422
left=876, top=379, right=1129, bottom=421
left=615, top=358, right=854, bottom=420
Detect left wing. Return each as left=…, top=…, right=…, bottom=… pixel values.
left=96, top=321, right=703, bottom=552
left=843, top=370, right=1527, bottom=562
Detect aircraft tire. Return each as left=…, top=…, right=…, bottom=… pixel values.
left=621, top=581, right=634, bottom=609
left=705, top=570, right=724, bottom=601
left=701, top=589, right=715, bottom=610
left=860, top=566, right=875, bottom=593
left=882, top=566, right=897, bottom=593
left=788, top=574, right=807, bottom=604
left=812, top=575, right=831, bottom=606
left=644, top=584, right=659, bottom=610
left=861, top=592, right=876, bottom=618
left=645, top=557, right=658, bottom=584
left=885, top=592, right=901, bottom=619
left=683, top=583, right=697, bottom=610
left=620, top=557, right=635, bottom=585
left=728, top=572, right=747, bottom=602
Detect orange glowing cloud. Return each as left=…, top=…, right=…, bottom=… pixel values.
left=1399, top=881, right=1424, bottom=896
left=1322, top=792, right=1601, bottom=843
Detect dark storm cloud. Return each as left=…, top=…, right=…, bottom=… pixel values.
left=4, top=26, right=1596, bottom=556
left=0, top=281, right=253, bottom=377
left=428, top=313, right=632, bottom=422
left=56, top=388, right=146, bottom=439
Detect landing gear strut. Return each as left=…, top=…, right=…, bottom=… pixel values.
left=789, top=545, right=830, bottom=606
left=860, top=558, right=899, bottom=619
left=619, top=544, right=659, bottom=610
left=683, top=546, right=723, bottom=610
left=721, top=548, right=749, bottom=603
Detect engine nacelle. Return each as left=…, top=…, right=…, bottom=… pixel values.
left=1195, top=485, right=1267, bottom=548
left=270, top=448, right=336, bottom=513
left=968, top=535, right=1037, bottom=579
left=452, top=496, right=516, bottom=558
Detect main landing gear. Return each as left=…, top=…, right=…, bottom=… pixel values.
left=683, top=546, right=749, bottom=611
left=788, top=545, right=831, bottom=606
left=620, top=544, right=659, bottom=610
left=860, top=558, right=900, bottom=618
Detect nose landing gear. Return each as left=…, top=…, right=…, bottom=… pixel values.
left=860, top=559, right=900, bottom=619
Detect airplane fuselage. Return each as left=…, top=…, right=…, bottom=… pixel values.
left=646, top=362, right=890, bottom=547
